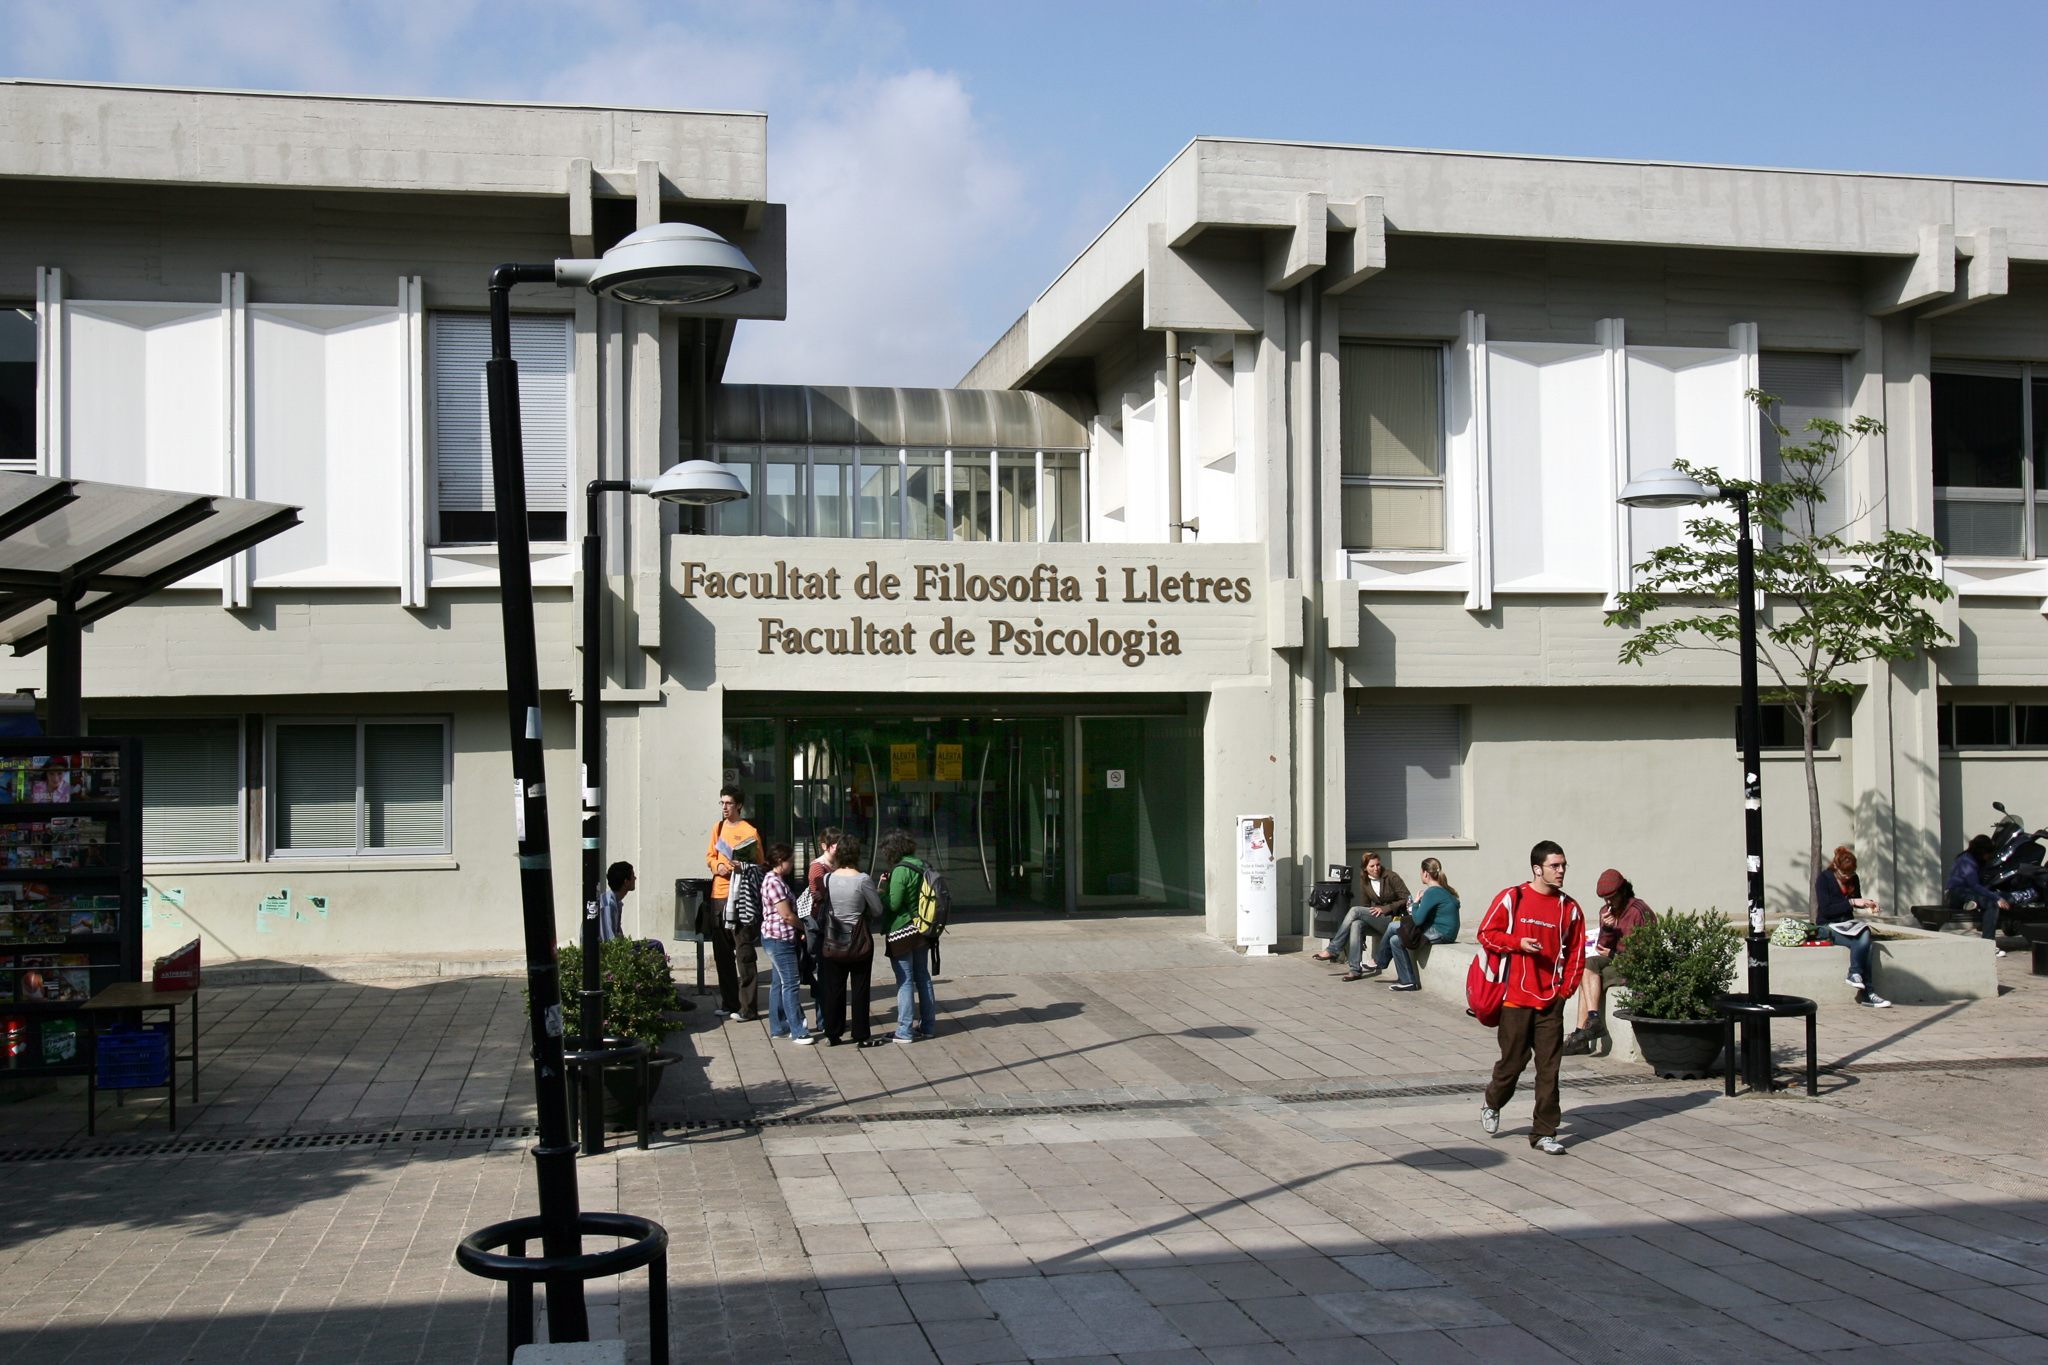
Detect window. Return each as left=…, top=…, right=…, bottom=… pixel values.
left=1344, top=704, right=1463, bottom=842
left=1931, top=364, right=2048, bottom=559
left=1938, top=702, right=2048, bottom=749
left=710, top=446, right=1086, bottom=542
left=270, top=718, right=449, bottom=856
left=1340, top=343, right=1445, bottom=552
left=430, top=313, right=572, bottom=545
left=1759, top=352, right=1849, bottom=541
left=90, top=717, right=244, bottom=861
left=0, top=307, right=33, bottom=474
left=1732, top=703, right=1842, bottom=751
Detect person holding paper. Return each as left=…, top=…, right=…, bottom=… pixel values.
left=704, top=785, right=763, bottom=1018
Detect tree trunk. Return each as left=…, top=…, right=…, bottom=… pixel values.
left=1803, top=695, right=1823, bottom=913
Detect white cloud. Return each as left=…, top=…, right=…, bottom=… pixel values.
left=4, top=0, right=1040, bottom=387
left=728, top=67, right=1031, bottom=387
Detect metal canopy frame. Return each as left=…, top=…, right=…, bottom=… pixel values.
left=0, top=475, right=301, bottom=733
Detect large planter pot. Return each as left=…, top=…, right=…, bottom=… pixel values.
left=1612, top=1011, right=1724, bottom=1079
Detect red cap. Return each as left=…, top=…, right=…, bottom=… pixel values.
left=1595, top=869, right=1625, bottom=898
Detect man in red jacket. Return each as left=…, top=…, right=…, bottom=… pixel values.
left=1477, top=840, right=1586, bottom=1155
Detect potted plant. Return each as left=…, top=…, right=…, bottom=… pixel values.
left=551, top=938, right=682, bottom=1119
left=1609, top=910, right=1743, bottom=1078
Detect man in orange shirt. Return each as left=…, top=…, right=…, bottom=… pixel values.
left=1476, top=840, right=1586, bottom=1155
left=705, top=785, right=763, bottom=1019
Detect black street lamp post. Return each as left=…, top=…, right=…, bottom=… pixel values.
left=578, top=460, right=746, bottom=1154
left=1618, top=471, right=1774, bottom=1090
left=468, top=223, right=758, bottom=1347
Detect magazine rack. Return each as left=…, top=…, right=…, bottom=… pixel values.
left=0, top=737, right=144, bottom=1086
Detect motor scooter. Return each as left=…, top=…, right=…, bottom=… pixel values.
left=1977, top=802, right=2048, bottom=933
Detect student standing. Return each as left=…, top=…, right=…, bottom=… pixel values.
left=817, top=836, right=881, bottom=1045
left=1478, top=841, right=1586, bottom=1155
left=703, top=785, right=762, bottom=1019
left=878, top=830, right=938, bottom=1042
left=759, top=844, right=814, bottom=1045
left=803, top=828, right=843, bottom=1033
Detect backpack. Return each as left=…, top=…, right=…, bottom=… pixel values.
left=1465, top=887, right=1519, bottom=1028
left=885, top=858, right=951, bottom=964
left=726, top=863, right=764, bottom=932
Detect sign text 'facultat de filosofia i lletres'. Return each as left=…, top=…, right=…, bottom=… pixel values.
left=676, top=559, right=1255, bottom=667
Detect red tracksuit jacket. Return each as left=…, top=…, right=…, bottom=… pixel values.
left=1476, top=883, right=1586, bottom=1010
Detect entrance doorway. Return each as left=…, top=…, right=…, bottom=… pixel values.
left=721, top=698, right=1203, bottom=913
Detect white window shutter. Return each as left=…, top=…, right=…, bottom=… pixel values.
left=430, top=313, right=572, bottom=516
left=363, top=723, right=447, bottom=850
left=1345, top=706, right=1463, bottom=842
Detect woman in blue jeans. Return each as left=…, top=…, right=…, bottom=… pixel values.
left=879, top=830, right=938, bottom=1041
left=1816, top=845, right=1892, bottom=1009
left=1381, top=858, right=1460, bottom=991
left=758, top=844, right=815, bottom=1044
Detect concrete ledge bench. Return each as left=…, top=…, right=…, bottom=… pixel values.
left=1352, top=923, right=1998, bottom=1065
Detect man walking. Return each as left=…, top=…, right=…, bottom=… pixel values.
left=1478, top=841, right=1585, bottom=1155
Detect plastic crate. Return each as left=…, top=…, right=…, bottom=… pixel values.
left=95, top=1024, right=169, bottom=1089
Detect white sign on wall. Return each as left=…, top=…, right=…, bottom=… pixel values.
left=1236, top=814, right=1276, bottom=954
left=1105, top=769, right=1126, bottom=790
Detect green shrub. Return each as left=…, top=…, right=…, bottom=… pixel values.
left=1610, top=910, right=1743, bottom=1021
left=548, top=939, right=677, bottom=1049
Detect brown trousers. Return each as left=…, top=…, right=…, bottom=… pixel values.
left=1485, top=998, right=1566, bottom=1137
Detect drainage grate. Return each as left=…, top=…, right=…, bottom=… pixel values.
left=1822, top=1055, right=2048, bottom=1075
left=1270, top=1073, right=1661, bottom=1105
left=10, top=1057, right=2047, bottom=1163
left=667, top=1102, right=1129, bottom=1131
left=0, top=1123, right=536, bottom=1164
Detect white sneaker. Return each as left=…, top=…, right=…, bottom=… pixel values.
left=1846, top=973, right=1865, bottom=989
left=1861, top=994, right=1893, bottom=1009
left=792, top=1035, right=817, bottom=1046
left=1995, top=949, right=2007, bottom=958
left=1480, top=1106, right=1499, bottom=1136
left=1530, top=1135, right=1567, bottom=1156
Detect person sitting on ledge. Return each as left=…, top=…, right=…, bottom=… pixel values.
left=1379, top=857, right=1460, bottom=992
left=1314, top=851, right=1409, bottom=981
left=1563, top=868, right=1653, bottom=1054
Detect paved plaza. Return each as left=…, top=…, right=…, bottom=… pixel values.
left=0, top=913, right=2044, bottom=1364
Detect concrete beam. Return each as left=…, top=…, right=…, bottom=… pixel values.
left=1919, top=227, right=2009, bottom=319
left=567, top=158, right=594, bottom=258
left=1265, top=192, right=1328, bottom=292
left=0, top=79, right=769, bottom=204
left=636, top=160, right=662, bottom=228
left=1144, top=222, right=1263, bottom=333
left=1865, top=224, right=1955, bottom=315
left=1323, top=196, right=1385, bottom=295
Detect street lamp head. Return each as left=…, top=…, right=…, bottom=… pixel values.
left=634, top=460, right=750, bottom=505
left=1617, top=468, right=1720, bottom=509
left=555, top=224, right=761, bottom=305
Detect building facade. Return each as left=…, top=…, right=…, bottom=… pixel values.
left=4, top=82, right=2046, bottom=960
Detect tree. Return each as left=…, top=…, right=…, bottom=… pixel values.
left=1604, top=393, right=1953, bottom=903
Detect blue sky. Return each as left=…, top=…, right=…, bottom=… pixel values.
left=10, top=0, right=2048, bottom=386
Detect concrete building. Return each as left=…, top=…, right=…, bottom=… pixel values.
left=3, top=81, right=2045, bottom=962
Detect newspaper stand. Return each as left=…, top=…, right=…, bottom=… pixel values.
left=0, top=737, right=144, bottom=1097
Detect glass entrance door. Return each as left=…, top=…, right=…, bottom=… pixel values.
left=723, top=708, right=1202, bottom=913
left=744, top=716, right=1065, bottom=910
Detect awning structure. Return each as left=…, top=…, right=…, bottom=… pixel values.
left=0, top=474, right=300, bottom=732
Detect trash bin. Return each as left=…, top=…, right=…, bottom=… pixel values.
left=674, top=878, right=714, bottom=994
left=1308, top=864, right=1352, bottom=938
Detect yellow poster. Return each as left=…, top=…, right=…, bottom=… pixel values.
left=935, top=744, right=964, bottom=781
left=889, top=744, right=920, bottom=782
